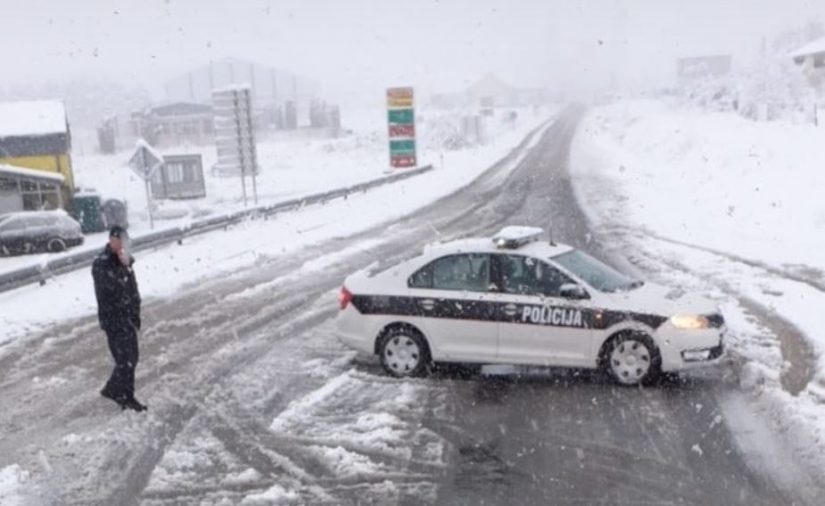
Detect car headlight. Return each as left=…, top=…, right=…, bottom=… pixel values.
left=670, top=314, right=710, bottom=329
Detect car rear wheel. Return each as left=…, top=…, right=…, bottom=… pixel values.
left=378, top=327, right=430, bottom=378
left=604, top=333, right=661, bottom=386
left=47, top=237, right=67, bottom=253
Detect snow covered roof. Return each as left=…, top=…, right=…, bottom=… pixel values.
left=466, top=73, right=516, bottom=97
left=139, top=102, right=212, bottom=118
left=0, top=163, right=65, bottom=183
left=790, top=37, right=825, bottom=59
left=0, top=100, right=68, bottom=138
left=213, top=83, right=253, bottom=94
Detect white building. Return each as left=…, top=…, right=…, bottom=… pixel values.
left=791, top=37, right=825, bottom=94
left=163, top=57, right=318, bottom=109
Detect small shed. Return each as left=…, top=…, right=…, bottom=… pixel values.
left=0, top=163, right=65, bottom=214
left=150, top=154, right=206, bottom=200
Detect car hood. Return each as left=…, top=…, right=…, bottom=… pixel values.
left=594, top=282, right=718, bottom=317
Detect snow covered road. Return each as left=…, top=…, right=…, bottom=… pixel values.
left=1, top=107, right=821, bottom=504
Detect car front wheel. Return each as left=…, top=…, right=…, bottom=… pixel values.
left=378, top=327, right=430, bottom=378
left=604, top=333, right=661, bottom=386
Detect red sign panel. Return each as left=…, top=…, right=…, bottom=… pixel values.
left=389, top=124, right=415, bottom=137
left=390, top=155, right=417, bottom=168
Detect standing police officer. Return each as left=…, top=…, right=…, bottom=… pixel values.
left=92, top=226, right=147, bottom=412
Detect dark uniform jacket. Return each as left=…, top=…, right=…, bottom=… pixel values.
left=92, top=245, right=141, bottom=331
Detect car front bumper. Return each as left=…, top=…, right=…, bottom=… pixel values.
left=657, top=325, right=727, bottom=372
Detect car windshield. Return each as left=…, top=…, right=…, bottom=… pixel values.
left=551, top=250, right=641, bottom=293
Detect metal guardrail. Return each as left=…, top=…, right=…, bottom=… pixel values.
left=0, top=165, right=433, bottom=293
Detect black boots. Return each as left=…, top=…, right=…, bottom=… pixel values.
left=100, top=388, right=147, bottom=412
left=122, top=398, right=148, bottom=412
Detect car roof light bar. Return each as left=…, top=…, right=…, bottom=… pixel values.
left=492, top=226, right=544, bottom=249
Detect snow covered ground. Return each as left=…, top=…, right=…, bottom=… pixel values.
left=0, top=108, right=552, bottom=504
left=75, top=107, right=532, bottom=230
left=0, top=108, right=553, bottom=355
left=570, top=99, right=825, bottom=472
left=0, top=465, right=28, bottom=506
left=0, top=106, right=542, bottom=275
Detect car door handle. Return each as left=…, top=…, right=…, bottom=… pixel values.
left=418, top=299, right=435, bottom=311
left=503, top=303, right=518, bottom=316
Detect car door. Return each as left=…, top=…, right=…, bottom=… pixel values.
left=24, top=216, right=50, bottom=247
left=493, top=254, right=594, bottom=367
left=407, top=253, right=498, bottom=362
left=0, top=218, right=27, bottom=252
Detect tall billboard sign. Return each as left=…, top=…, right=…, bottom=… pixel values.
left=213, top=85, right=259, bottom=205
left=387, top=87, right=417, bottom=168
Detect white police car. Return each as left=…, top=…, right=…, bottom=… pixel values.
left=336, top=227, right=725, bottom=385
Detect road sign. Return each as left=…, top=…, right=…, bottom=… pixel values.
left=388, top=109, right=414, bottom=124
left=127, top=139, right=164, bottom=229
left=388, top=124, right=415, bottom=137
left=391, top=156, right=416, bottom=168
left=387, top=87, right=417, bottom=169
left=212, top=85, right=259, bottom=205
left=389, top=139, right=416, bottom=154
left=387, top=87, right=413, bottom=101
left=128, top=140, right=164, bottom=181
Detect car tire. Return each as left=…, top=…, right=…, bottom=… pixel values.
left=47, top=237, right=67, bottom=253
left=603, top=332, right=661, bottom=386
left=378, top=326, right=431, bottom=378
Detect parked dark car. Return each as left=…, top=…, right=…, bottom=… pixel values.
left=0, top=211, right=84, bottom=255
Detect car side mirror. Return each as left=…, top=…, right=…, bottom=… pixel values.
left=559, top=283, right=589, bottom=300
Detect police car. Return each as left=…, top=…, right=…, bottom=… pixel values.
left=336, top=227, right=725, bottom=385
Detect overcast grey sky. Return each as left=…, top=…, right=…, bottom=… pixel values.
left=2, top=0, right=825, bottom=102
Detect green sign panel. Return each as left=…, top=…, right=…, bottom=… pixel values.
left=389, top=139, right=416, bottom=154
left=388, top=109, right=414, bottom=124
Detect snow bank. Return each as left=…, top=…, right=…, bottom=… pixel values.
left=241, top=483, right=299, bottom=505
left=269, top=370, right=429, bottom=463
left=572, top=100, right=825, bottom=363
left=0, top=465, right=29, bottom=506
left=570, top=98, right=825, bottom=475
left=574, top=99, right=825, bottom=272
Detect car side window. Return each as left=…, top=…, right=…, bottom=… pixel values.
left=408, top=262, right=433, bottom=288
left=24, top=217, right=49, bottom=228
left=498, top=254, right=574, bottom=297
left=409, top=254, right=490, bottom=292
left=0, top=219, right=24, bottom=231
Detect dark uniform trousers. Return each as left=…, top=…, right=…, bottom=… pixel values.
left=103, top=321, right=139, bottom=401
